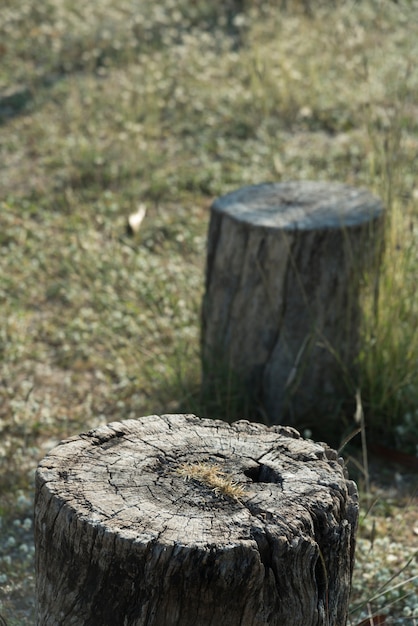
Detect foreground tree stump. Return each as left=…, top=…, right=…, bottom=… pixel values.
left=202, top=181, right=384, bottom=429
left=35, top=414, right=358, bottom=626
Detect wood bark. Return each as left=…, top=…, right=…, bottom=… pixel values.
left=201, top=181, right=384, bottom=429
left=35, top=414, right=358, bottom=626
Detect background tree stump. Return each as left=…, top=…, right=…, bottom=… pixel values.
left=35, top=414, right=358, bottom=626
left=201, top=181, right=384, bottom=432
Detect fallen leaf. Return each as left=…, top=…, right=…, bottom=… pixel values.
left=127, top=204, right=146, bottom=235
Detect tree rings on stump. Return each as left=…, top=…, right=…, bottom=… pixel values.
left=35, top=414, right=358, bottom=626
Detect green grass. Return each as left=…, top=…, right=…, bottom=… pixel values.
left=0, top=0, right=417, bottom=623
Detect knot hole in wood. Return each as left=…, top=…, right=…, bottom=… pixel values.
left=244, top=463, right=284, bottom=489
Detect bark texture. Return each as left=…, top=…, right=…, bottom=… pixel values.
left=202, top=181, right=384, bottom=427
left=35, top=414, right=358, bottom=626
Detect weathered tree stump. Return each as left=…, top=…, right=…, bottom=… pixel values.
left=202, top=181, right=384, bottom=429
left=35, top=414, right=358, bottom=626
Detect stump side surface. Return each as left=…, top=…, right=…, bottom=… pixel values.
left=35, top=414, right=358, bottom=626
left=202, top=181, right=385, bottom=428
left=211, top=181, right=384, bottom=230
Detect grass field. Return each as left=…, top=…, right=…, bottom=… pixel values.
left=0, top=0, right=417, bottom=623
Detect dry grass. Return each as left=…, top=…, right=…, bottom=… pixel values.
left=175, top=461, right=246, bottom=501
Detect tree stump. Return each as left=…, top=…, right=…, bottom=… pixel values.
left=201, top=181, right=384, bottom=430
left=35, top=414, right=358, bottom=626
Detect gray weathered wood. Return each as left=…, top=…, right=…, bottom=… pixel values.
left=35, top=414, right=358, bottom=626
left=201, top=181, right=384, bottom=428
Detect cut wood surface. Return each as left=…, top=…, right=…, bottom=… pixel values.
left=202, top=181, right=384, bottom=429
left=35, top=414, right=359, bottom=626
